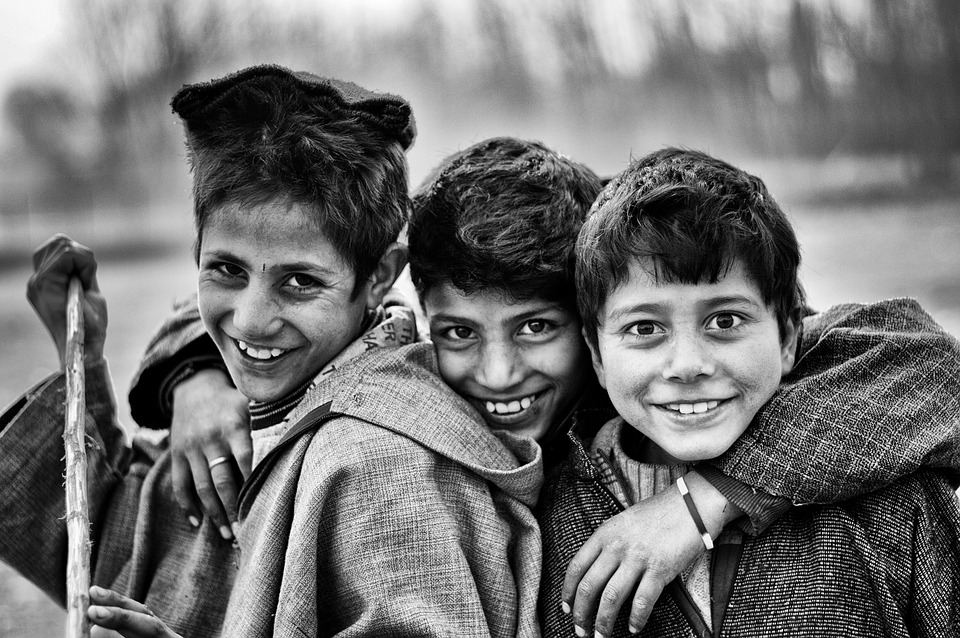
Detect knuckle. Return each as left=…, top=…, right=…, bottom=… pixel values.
left=194, top=482, right=215, bottom=500
left=576, top=578, right=595, bottom=599
left=601, top=585, right=623, bottom=605
left=632, top=592, right=656, bottom=613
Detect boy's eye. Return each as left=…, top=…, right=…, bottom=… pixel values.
left=518, top=319, right=551, bottom=336
left=628, top=321, right=664, bottom=337
left=707, top=313, right=743, bottom=331
left=441, top=326, right=475, bottom=341
left=213, top=262, right=245, bottom=278
left=284, top=273, right=321, bottom=291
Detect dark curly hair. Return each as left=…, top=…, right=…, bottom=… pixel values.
left=576, top=147, right=805, bottom=347
left=172, top=65, right=413, bottom=296
left=408, top=137, right=603, bottom=310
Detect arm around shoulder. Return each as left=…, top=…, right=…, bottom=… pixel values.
left=711, top=299, right=960, bottom=504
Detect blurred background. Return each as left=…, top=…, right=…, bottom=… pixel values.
left=1, top=0, right=958, bottom=635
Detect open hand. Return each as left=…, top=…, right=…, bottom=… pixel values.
left=26, top=234, right=108, bottom=367
left=88, top=586, right=183, bottom=638
left=562, top=471, right=738, bottom=635
left=170, top=368, right=251, bottom=540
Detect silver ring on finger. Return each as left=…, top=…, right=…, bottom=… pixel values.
left=207, top=455, right=231, bottom=470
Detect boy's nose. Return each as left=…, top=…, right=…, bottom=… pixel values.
left=662, top=333, right=715, bottom=382
left=231, top=285, right=283, bottom=338
left=476, top=341, right=524, bottom=391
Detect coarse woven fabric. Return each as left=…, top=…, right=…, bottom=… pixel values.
left=712, top=297, right=960, bottom=503
left=538, top=298, right=960, bottom=636
left=539, top=427, right=960, bottom=637
left=0, top=360, right=236, bottom=638
left=224, top=341, right=543, bottom=638
left=171, top=63, right=417, bottom=150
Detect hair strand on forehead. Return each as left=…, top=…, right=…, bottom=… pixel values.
left=577, top=147, right=806, bottom=348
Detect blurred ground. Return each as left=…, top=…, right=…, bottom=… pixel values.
left=0, top=189, right=959, bottom=636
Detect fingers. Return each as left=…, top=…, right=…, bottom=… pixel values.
left=229, top=427, right=254, bottom=481
left=29, top=234, right=99, bottom=293
left=209, top=451, right=241, bottom=534
left=627, top=576, right=669, bottom=635
left=26, top=234, right=106, bottom=364
left=171, top=453, right=203, bottom=529
left=87, top=587, right=179, bottom=638
left=570, top=553, right=619, bottom=637
left=185, top=448, right=235, bottom=540
left=89, top=586, right=154, bottom=614
left=562, top=539, right=602, bottom=613
left=590, top=566, right=644, bottom=637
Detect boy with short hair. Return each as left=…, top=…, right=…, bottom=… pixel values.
left=1, top=66, right=543, bottom=637
left=539, top=147, right=960, bottom=636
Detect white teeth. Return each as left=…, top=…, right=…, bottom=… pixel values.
left=667, top=400, right=721, bottom=414
left=485, top=394, right=538, bottom=415
left=237, top=340, right=287, bottom=360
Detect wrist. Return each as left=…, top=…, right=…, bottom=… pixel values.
left=680, top=470, right=742, bottom=539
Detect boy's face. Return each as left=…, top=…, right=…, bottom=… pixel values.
left=588, top=258, right=798, bottom=462
left=197, top=201, right=373, bottom=403
left=424, top=283, right=591, bottom=442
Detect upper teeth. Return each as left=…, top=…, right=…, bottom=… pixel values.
left=237, top=341, right=286, bottom=360
left=667, top=401, right=720, bottom=414
left=485, top=395, right=536, bottom=415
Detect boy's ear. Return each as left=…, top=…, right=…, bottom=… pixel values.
left=582, top=326, right=607, bottom=389
left=780, top=316, right=800, bottom=376
left=363, top=242, right=409, bottom=309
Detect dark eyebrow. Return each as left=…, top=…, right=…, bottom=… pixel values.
left=606, top=302, right=667, bottom=323
left=702, top=294, right=764, bottom=312
left=428, top=312, right=479, bottom=330
left=201, top=251, right=338, bottom=276
left=605, top=295, right=763, bottom=323
left=278, top=261, right=339, bottom=276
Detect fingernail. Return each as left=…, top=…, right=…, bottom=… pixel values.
left=231, top=522, right=240, bottom=538
left=574, top=625, right=586, bottom=638
left=188, top=515, right=200, bottom=528
left=220, top=525, right=233, bottom=540
left=596, top=632, right=606, bottom=638
left=89, top=605, right=109, bottom=620
left=629, top=628, right=639, bottom=635
left=561, top=601, right=571, bottom=614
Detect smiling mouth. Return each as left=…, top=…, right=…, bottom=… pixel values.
left=662, top=400, right=724, bottom=415
left=235, top=339, right=290, bottom=361
left=483, top=392, right=543, bottom=417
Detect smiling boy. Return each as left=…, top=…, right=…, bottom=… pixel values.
left=0, top=66, right=543, bottom=638
left=539, top=147, right=960, bottom=636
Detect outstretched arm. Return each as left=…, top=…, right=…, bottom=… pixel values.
left=712, top=299, right=960, bottom=504
left=126, top=295, right=250, bottom=540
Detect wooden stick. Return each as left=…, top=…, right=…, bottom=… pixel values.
left=64, top=277, right=91, bottom=638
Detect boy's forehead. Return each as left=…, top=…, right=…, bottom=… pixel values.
left=603, top=258, right=768, bottom=311
left=201, top=201, right=350, bottom=267
left=425, top=282, right=571, bottom=318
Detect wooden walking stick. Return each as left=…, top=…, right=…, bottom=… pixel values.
left=64, top=276, right=91, bottom=638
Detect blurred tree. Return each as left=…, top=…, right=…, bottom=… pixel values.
left=3, top=84, right=94, bottom=210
